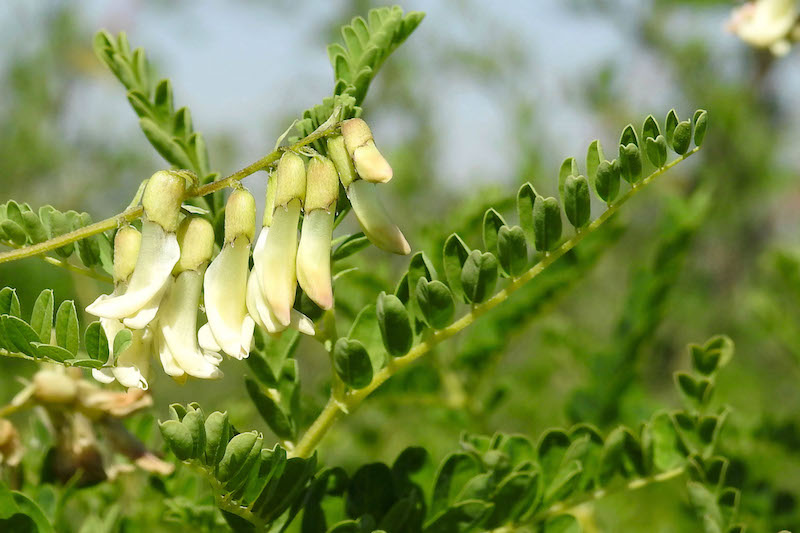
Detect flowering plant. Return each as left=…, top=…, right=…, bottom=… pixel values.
left=0, top=4, right=777, bottom=532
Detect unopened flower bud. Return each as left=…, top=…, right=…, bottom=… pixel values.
left=173, top=217, right=215, bottom=274
left=224, top=188, right=257, bottom=244
left=142, top=171, right=188, bottom=232
left=304, top=157, right=339, bottom=212
left=341, top=118, right=392, bottom=183
left=328, top=135, right=357, bottom=188
left=113, top=226, right=142, bottom=284
left=274, top=152, right=307, bottom=208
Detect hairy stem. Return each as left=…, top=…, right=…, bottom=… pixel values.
left=0, top=122, right=341, bottom=266
left=292, top=148, right=701, bottom=458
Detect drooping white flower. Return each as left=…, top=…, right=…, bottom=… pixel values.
left=728, top=0, right=798, bottom=55
left=246, top=227, right=315, bottom=336
left=88, top=226, right=151, bottom=389
left=341, top=118, right=393, bottom=183
left=154, top=216, right=222, bottom=381
left=86, top=171, right=189, bottom=328
left=296, top=156, right=339, bottom=310
left=198, top=188, right=257, bottom=359
left=328, top=135, right=411, bottom=255
left=255, top=152, right=306, bottom=326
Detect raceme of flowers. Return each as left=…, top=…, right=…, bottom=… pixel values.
left=86, top=119, right=409, bottom=388
left=728, top=0, right=800, bottom=56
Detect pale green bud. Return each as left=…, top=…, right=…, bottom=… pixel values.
left=142, top=171, right=188, bottom=232
left=327, top=136, right=357, bottom=188
left=224, top=188, right=256, bottom=243
left=304, top=157, right=339, bottom=212
left=341, top=118, right=392, bottom=183
left=274, top=152, right=307, bottom=207
left=173, top=216, right=215, bottom=274
left=113, top=225, right=142, bottom=284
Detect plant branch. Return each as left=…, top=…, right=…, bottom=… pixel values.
left=528, top=466, right=686, bottom=525
left=0, top=122, right=342, bottom=266
left=292, top=148, right=701, bottom=458
left=0, top=239, right=112, bottom=283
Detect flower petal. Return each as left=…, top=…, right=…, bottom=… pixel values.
left=159, top=270, right=222, bottom=380
left=259, top=201, right=301, bottom=326
left=198, top=323, right=221, bottom=352
left=112, top=329, right=151, bottom=390
left=347, top=180, right=410, bottom=255
left=86, top=220, right=179, bottom=319
left=203, top=237, right=251, bottom=357
left=296, top=209, right=335, bottom=310
left=91, top=368, right=116, bottom=384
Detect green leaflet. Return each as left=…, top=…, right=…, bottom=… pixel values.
left=443, top=233, right=471, bottom=302
left=563, top=175, right=591, bottom=230
left=533, top=197, right=562, bottom=252
left=461, top=251, right=499, bottom=304
left=333, top=338, right=373, bottom=389
left=415, top=279, right=455, bottom=329
left=496, top=225, right=528, bottom=277
left=93, top=30, right=218, bottom=214
left=328, top=7, right=425, bottom=106
left=376, top=292, right=413, bottom=357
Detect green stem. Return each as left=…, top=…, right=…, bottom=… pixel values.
left=0, top=122, right=342, bottom=266
left=291, top=148, right=700, bottom=458
left=529, top=466, right=686, bottom=524
left=0, top=239, right=113, bottom=283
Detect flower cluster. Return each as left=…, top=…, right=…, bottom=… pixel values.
left=86, top=119, right=408, bottom=388
left=728, top=0, right=800, bottom=56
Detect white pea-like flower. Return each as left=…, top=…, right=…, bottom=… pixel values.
left=86, top=171, right=189, bottom=328
left=328, top=135, right=411, bottom=255
left=254, top=152, right=306, bottom=326
left=154, top=216, right=222, bottom=381
left=88, top=226, right=152, bottom=389
left=246, top=224, right=316, bottom=336
left=728, top=0, right=798, bottom=55
left=198, top=188, right=257, bottom=359
left=296, top=156, right=339, bottom=310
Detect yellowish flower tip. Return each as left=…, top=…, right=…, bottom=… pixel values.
left=142, top=171, right=188, bottom=232
left=274, top=152, right=307, bottom=207
left=341, top=118, right=392, bottom=183
left=224, top=188, right=257, bottom=243
left=113, top=225, right=142, bottom=284
left=328, top=135, right=357, bottom=188
left=304, top=157, right=340, bottom=212
left=174, top=216, right=215, bottom=274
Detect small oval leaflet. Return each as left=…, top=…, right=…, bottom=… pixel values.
left=333, top=337, right=373, bottom=389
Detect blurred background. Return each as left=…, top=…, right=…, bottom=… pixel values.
left=2, top=0, right=800, bottom=530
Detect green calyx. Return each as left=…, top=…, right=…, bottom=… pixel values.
left=142, top=170, right=193, bottom=232
left=174, top=216, right=215, bottom=274
left=274, top=152, right=307, bottom=207
left=304, top=157, right=339, bottom=212
left=224, top=188, right=256, bottom=244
